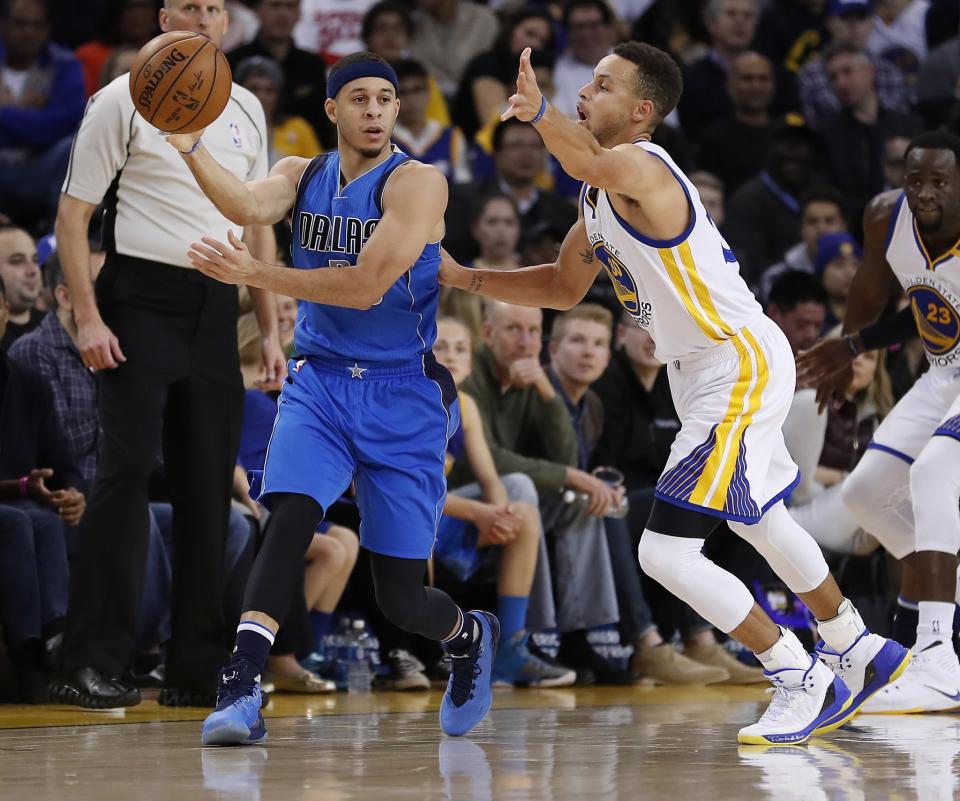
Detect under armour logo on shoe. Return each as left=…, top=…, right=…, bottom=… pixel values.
left=221, top=670, right=238, bottom=683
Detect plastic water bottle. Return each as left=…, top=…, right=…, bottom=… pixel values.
left=561, top=488, right=630, bottom=519
left=346, top=618, right=373, bottom=694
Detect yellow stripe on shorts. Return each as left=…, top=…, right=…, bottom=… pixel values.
left=658, top=247, right=727, bottom=343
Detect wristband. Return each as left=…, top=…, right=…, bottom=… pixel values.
left=19, top=476, right=29, bottom=497
left=181, top=137, right=203, bottom=156
left=531, top=96, right=547, bottom=124
left=842, top=334, right=861, bottom=358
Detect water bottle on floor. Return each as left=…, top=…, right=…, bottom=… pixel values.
left=346, top=618, right=373, bottom=694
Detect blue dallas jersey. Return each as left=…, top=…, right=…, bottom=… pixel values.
left=290, top=147, right=441, bottom=362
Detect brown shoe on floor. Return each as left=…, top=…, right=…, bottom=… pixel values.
left=683, top=643, right=766, bottom=684
left=631, top=644, right=729, bottom=685
left=264, top=669, right=336, bottom=694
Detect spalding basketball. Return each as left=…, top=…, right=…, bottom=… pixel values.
left=129, top=31, right=232, bottom=134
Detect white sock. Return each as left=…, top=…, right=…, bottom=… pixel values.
left=916, top=601, right=955, bottom=651
left=817, top=598, right=865, bottom=654
left=755, top=627, right=810, bottom=673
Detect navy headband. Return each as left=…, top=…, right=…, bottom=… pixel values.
left=326, top=60, right=400, bottom=100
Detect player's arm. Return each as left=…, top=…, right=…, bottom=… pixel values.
left=187, top=163, right=448, bottom=310
left=169, top=130, right=307, bottom=226
left=502, top=48, right=665, bottom=201
left=440, top=213, right=601, bottom=310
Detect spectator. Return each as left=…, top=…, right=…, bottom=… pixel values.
left=98, top=45, right=138, bottom=91
left=724, top=114, right=819, bottom=287
left=452, top=9, right=555, bottom=140
left=230, top=0, right=337, bottom=150
left=0, top=273, right=85, bottom=701
left=433, top=315, right=575, bottom=687
left=392, top=59, right=470, bottom=184
left=222, top=0, right=262, bottom=53
left=450, top=300, right=631, bottom=684
left=697, top=51, right=775, bottom=195
left=276, top=293, right=297, bottom=356
left=689, top=171, right=726, bottom=226
left=881, top=126, right=911, bottom=188
left=677, top=0, right=759, bottom=140
left=915, top=31, right=960, bottom=126
left=0, top=224, right=43, bottom=351
left=798, top=0, right=910, bottom=131
left=867, top=0, right=931, bottom=81
left=468, top=192, right=521, bottom=271
left=817, top=42, right=920, bottom=221
left=50, top=0, right=281, bottom=710
left=445, top=119, right=577, bottom=262
left=235, top=56, right=321, bottom=164
left=753, top=0, right=829, bottom=113
left=410, top=0, right=499, bottom=97
left=813, top=231, right=862, bottom=330
left=0, top=0, right=85, bottom=232
left=362, top=1, right=451, bottom=127
left=293, top=0, right=377, bottom=63
left=759, top=185, right=848, bottom=302
left=74, top=0, right=158, bottom=98
left=552, top=0, right=617, bottom=119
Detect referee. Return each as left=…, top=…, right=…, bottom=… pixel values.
left=50, top=0, right=284, bottom=708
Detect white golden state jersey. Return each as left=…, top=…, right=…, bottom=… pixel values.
left=885, top=192, right=960, bottom=370
left=581, top=140, right=763, bottom=363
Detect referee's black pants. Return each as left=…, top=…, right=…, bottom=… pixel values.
left=62, top=255, right=244, bottom=690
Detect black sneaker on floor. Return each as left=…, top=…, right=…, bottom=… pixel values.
left=558, top=638, right=638, bottom=686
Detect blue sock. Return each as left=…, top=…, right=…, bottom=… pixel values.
left=231, top=622, right=275, bottom=675
left=892, top=596, right=918, bottom=648
left=309, top=610, right=333, bottom=652
left=498, top=595, right=529, bottom=640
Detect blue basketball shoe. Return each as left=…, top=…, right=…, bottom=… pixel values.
left=201, top=661, right=267, bottom=746
left=440, top=611, right=499, bottom=737
left=814, top=631, right=912, bottom=724
left=492, top=631, right=576, bottom=687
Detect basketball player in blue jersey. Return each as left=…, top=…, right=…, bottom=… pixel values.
left=165, top=52, right=499, bottom=745
left=442, top=43, right=910, bottom=745
left=798, top=131, right=960, bottom=714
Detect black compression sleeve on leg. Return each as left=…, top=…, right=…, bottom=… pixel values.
left=241, top=493, right=323, bottom=623
left=369, top=552, right=461, bottom=641
left=646, top=498, right=722, bottom=539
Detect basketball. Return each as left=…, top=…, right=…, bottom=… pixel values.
left=129, top=31, right=232, bottom=134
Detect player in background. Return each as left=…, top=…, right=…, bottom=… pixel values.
left=441, top=44, right=910, bottom=745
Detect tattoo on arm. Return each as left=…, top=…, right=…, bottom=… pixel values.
left=468, top=274, right=484, bottom=293
left=579, top=248, right=595, bottom=265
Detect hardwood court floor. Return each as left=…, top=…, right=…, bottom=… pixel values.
left=1, top=686, right=958, bottom=801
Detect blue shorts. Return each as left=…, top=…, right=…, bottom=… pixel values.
left=252, top=353, right=459, bottom=559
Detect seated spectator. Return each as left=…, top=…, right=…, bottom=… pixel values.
left=697, top=51, right=775, bottom=195
left=724, top=114, right=820, bottom=287
left=276, top=293, right=298, bottom=356
left=410, top=0, right=499, bottom=98
left=813, top=231, right=861, bottom=330
left=881, top=126, right=911, bottom=188
left=222, top=0, right=262, bottom=53
left=445, top=119, right=577, bottom=262
left=452, top=8, right=554, bottom=141
left=817, top=42, right=920, bottom=222
left=689, top=171, right=726, bottom=226
left=753, top=0, right=828, bottom=113
left=229, top=0, right=336, bottom=150
left=0, top=273, right=85, bottom=702
left=915, top=31, right=960, bottom=126
left=798, top=0, right=910, bottom=131
left=677, top=0, right=759, bottom=141
left=392, top=59, right=470, bottom=184
left=0, top=224, right=43, bottom=350
left=293, top=0, right=378, bottom=63
left=235, top=56, right=322, bottom=164
left=867, top=0, right=931, bottom=81
left=235, top=312, right=359, bottom=693
left=74, top=0, right=157, bottom=97
left=0, top=0, right=85, bottom=231
left=759, top=185, right=848, bottom=302
left=362, top=1, right=451, bottom=126
left=433, top=316, right=575, bottom=687
left=449, top=300, right=632, bottom=683
left=552, top=0, right=617, bottom=119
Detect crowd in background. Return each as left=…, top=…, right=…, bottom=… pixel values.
left=1, top=0, right=958, bottom=703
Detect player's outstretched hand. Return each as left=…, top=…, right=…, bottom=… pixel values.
left=166, top=129, right=205, bottom=154
left=796, top=337, right=855, bottom=411
left=188, top=230, right=260, bottom=285
left=501, top=47, right=543, bottom=123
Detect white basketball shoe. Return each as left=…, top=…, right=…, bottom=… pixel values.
left=861, top=639, right=960, bottom=714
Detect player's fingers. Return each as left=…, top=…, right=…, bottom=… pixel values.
left=200, top=236, right=230, bottom=255
left=227, top=229, right=245, bottom=249
left=190, top=242, right=223, bottom=262
left=500, top=103, right=517, bottom=122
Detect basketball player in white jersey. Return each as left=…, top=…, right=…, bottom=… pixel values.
left=440, top=43, right=910, bottom=745
left=798, top=131, right=960, bottom=713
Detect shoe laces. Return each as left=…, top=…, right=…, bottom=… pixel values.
left=448, top=646, right=481, bottom=707
left=759, top=667, right=818, bottom=724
